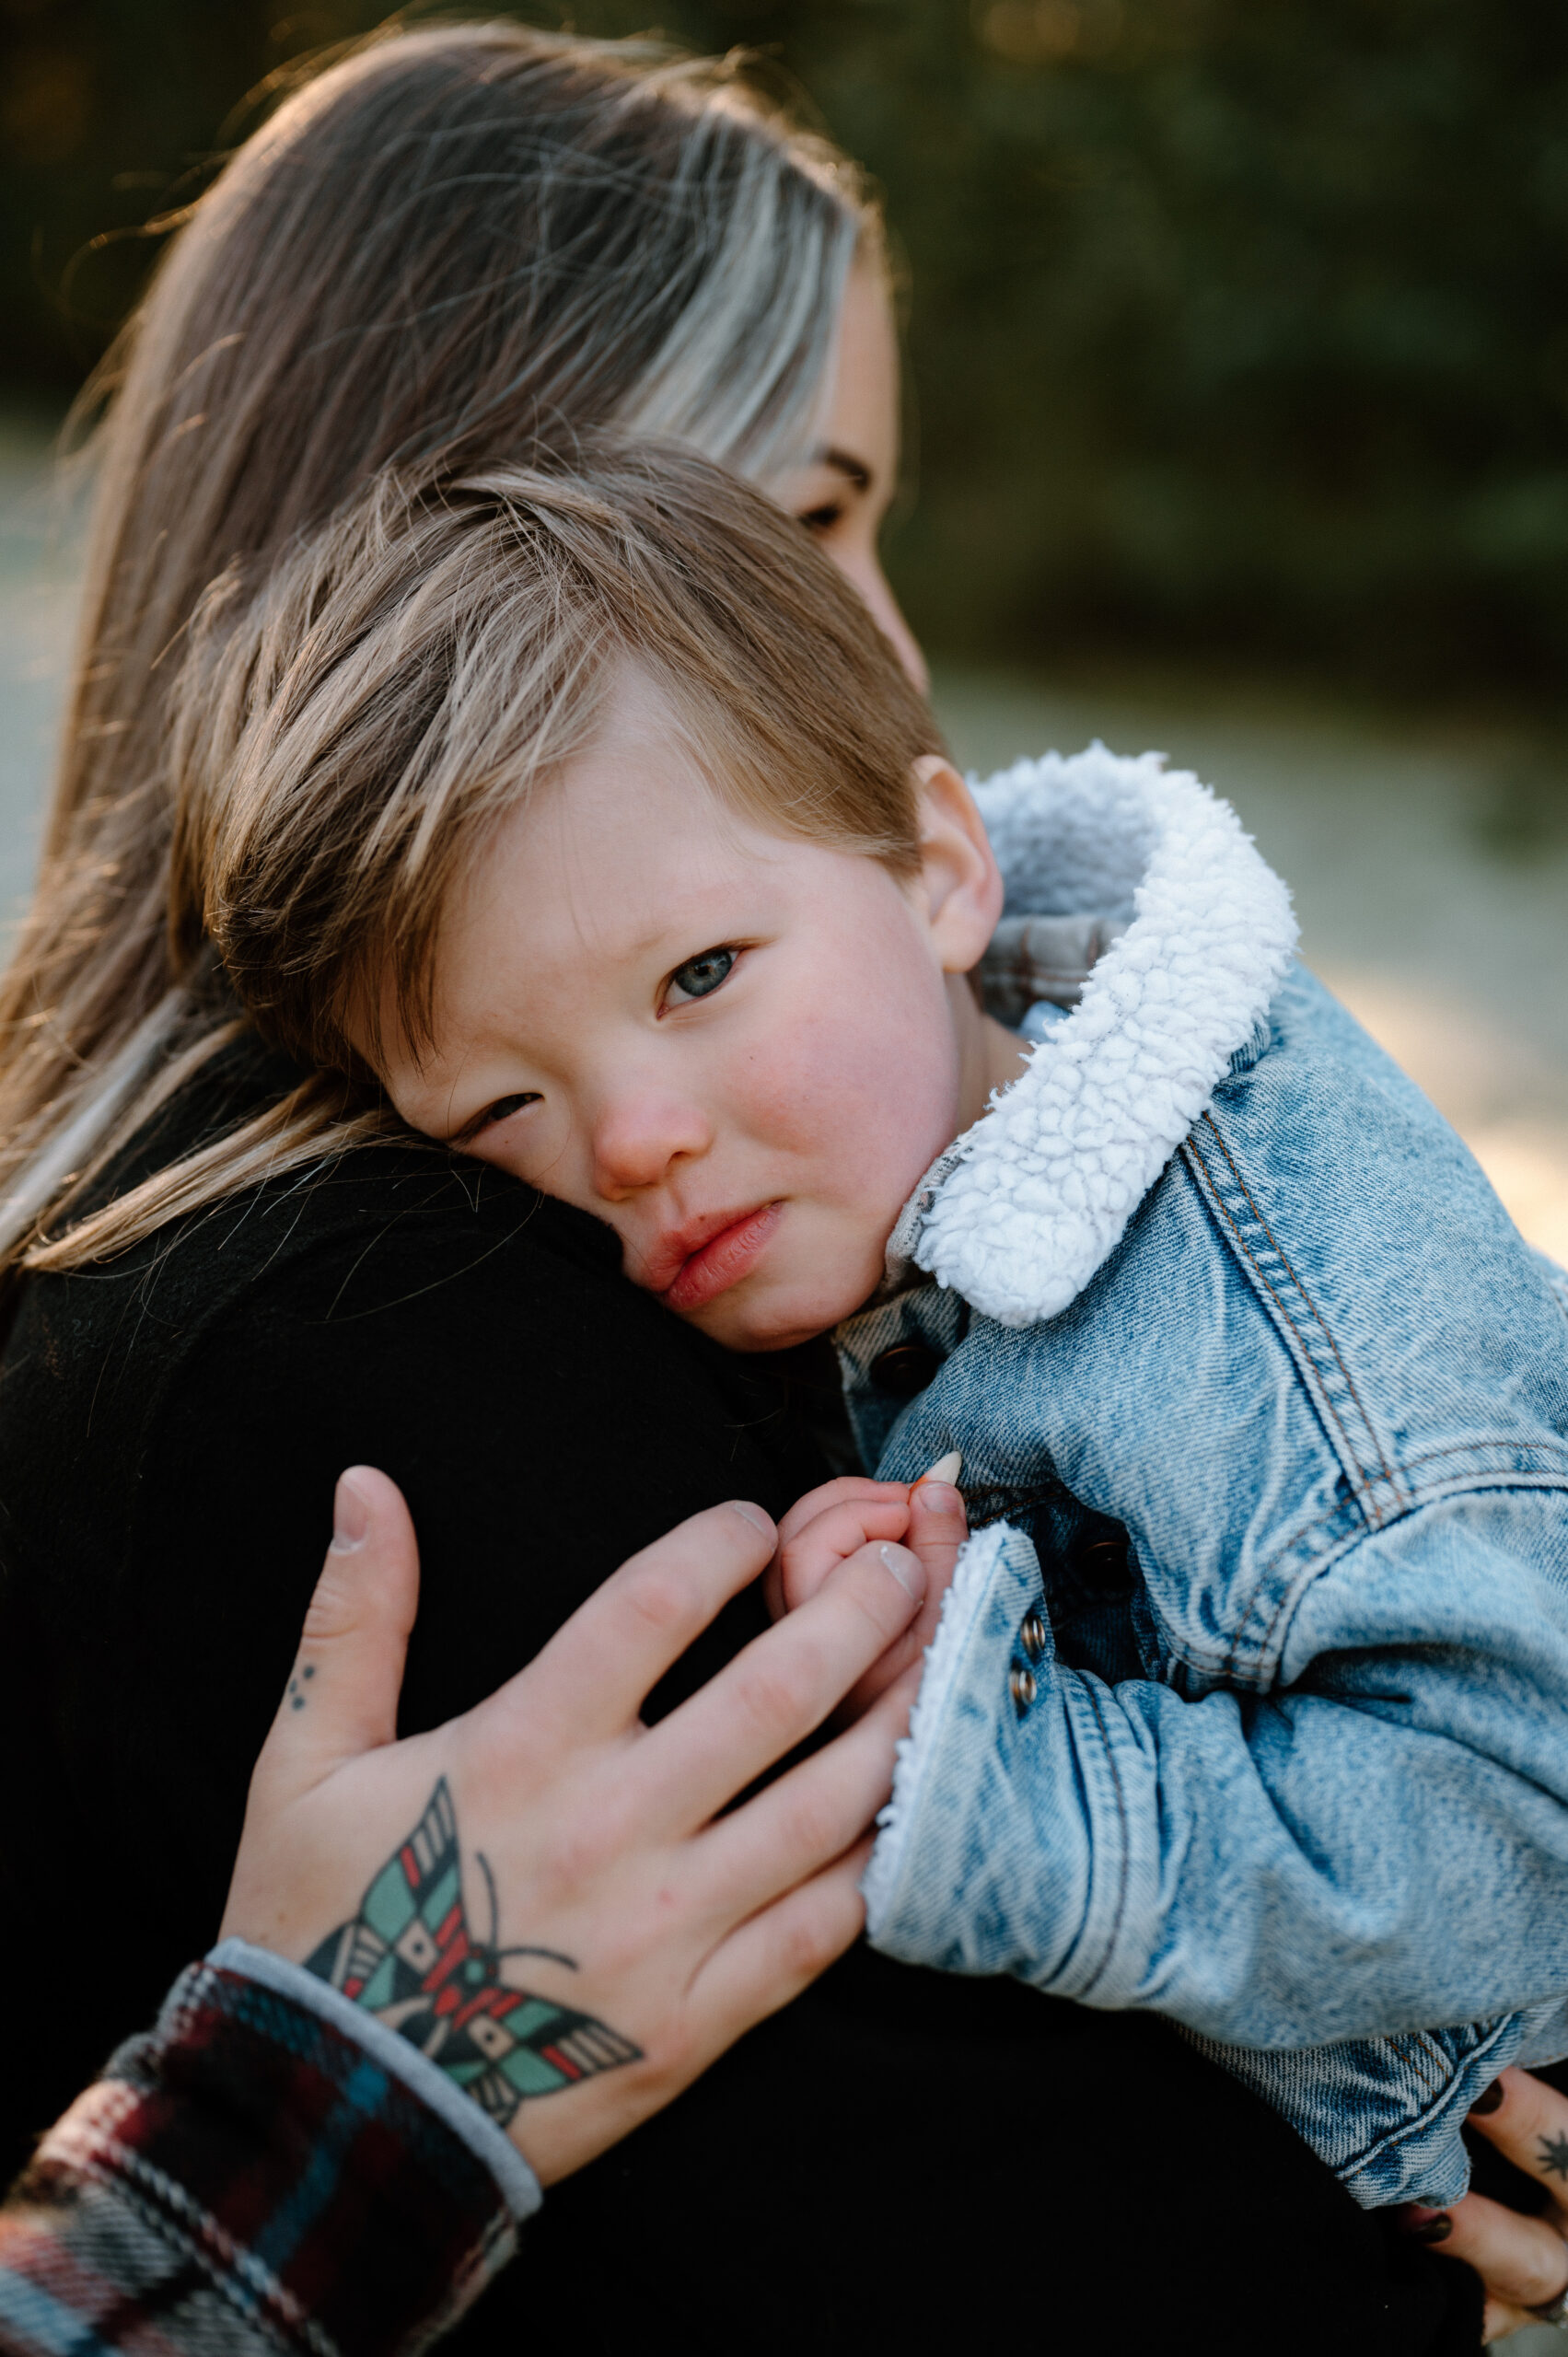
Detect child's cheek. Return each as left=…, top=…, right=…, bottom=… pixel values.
left=746, top=979, right=958, bottom=1202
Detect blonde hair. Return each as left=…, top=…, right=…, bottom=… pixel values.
left=0, top=20, right=880, bottom=1274
left=28, top=447, right=941, bottom=1272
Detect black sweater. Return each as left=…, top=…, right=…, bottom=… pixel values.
left=0, top=1047, right=1479, bottom=2354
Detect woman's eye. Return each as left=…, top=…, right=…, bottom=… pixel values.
left=665, top=947, right=737, bottom=1007
left=797, top=502, right=844, bottom=534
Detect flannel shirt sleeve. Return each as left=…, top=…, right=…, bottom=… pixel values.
left=0, top=1956, right=533, bottom=2357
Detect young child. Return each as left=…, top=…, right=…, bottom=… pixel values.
left=165, top=442, right=1568, bottom=2212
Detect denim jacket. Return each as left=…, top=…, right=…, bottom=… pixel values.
left=845, top=745, right=1568, bottom=2207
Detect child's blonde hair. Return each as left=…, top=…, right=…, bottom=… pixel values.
left=0, top=21, right=883, bottom=1275
left=29, top=444, right=941, bottom=1272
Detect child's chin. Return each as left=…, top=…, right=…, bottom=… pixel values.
left=690, top=1284, right=863, bottom=1356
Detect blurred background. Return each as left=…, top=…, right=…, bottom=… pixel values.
left=3, top=0, right=1568, bottom=1277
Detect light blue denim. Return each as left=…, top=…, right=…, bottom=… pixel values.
left=842, top=966, right=1568, bottom=2205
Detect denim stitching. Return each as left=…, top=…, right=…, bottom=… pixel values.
left=1173, top=1469, right=1568, bottom=1682
left=1233, top=1501, right=1369, bottom=1686
left=1397, top=1439, right=1568, bottom=1478
left=1400, top=2030, right=1451, bottom=2095
left=1209, top=1108, right=1408, bottom=1510
left=1200, top=1111, right=1400, bottom=1494
left=1076, top=1676, right=1132, bottom=1998
left=1189, top=1116, right=1403, bottom=1517
left=1181, top=1132, right=1380, bottom=1520
left=1179, top=1130, right=1386, bottom=1679
left=1333, top=2013, right=1521, bottom=2187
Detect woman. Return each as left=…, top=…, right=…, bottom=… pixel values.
left=0, top=24, right=1520, bottom=2349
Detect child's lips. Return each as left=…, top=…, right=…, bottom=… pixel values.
left=657, top=1202, right=784, bottom=1314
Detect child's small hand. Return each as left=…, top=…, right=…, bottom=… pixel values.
left=768, top=1463, right=969, bottom=1722
left=766, top=1476, right=913, bottom=1619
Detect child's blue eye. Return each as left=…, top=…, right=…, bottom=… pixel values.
left=667, top=947, right=736, bottom=1005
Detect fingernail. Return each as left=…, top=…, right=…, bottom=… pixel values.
left=1468, top=2078, right=1504, bottom=2116
left=1405, top=2212, right=1453, bottom=2244
left=878, top=1542, right=926, bottom=1602
left=331, top=1469, right=371, bottom=1553
left=729, top=1501, right=774, bottom=1538
left=919, top=1450, right=962, bottom=1487
left=914, top=1480, right=961, bottom=1515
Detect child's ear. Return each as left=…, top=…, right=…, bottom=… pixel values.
left=911, top=756, right=1003, bottom=972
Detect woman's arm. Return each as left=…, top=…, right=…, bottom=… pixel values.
left=0, top=1467, right=927, bottom=2357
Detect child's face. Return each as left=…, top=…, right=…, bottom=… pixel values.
left=381, top=674, right=1005, bottom=1351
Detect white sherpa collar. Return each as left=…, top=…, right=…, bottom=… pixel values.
left=907, top=743, right=1297, bottom=1329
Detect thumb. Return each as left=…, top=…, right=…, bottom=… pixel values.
left=258, top=1467, right=421, bottom=1788
left=906, top=1475, right=967, bottom=1595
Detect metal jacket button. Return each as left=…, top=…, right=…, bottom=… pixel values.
left=1010, top=1664, right=1037, bottom=1713
left=1020, top=1609, right=1047, bottom=1661
left=868, top=1341, right=940, bottom=1397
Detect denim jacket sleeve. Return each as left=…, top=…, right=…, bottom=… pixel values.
left=860, top=974, right=1568, bottom=2052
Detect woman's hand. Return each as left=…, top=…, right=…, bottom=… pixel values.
left=1404, top=2068, right=1568, bottom=2340
left=765, top=1468, right=970, bottom=1719
left=221, top=1466, right=928, bottom=2189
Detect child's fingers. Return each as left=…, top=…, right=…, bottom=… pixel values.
left=775, top=1494, right=912, bottom=1612
left=256, top=1467, right=421, bottom=1785
left=905, top=1479, right=968, bottom=1608
left=773, top=1475, right=908, bottom=1553
left=1404, top=2192, right=1568, bottom=2332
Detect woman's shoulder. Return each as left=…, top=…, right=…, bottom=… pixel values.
left=50, top=1030, right=621, bottom=1306
left=0, top=1028, right=822, bottom=1626
left=0, top=1034, right=635, bottom=1464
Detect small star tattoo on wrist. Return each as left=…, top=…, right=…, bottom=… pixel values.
left=1537, top=2131, right=1568, bottom=2181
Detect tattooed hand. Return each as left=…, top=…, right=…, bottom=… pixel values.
left=765, top=1469, right=969, bottom=1724
left=220, top=1466, right=927, bottom=2186
left=1402, top=2068, right=1568, bottom=2340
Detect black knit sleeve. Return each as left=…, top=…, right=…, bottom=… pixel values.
left=0, top=1172, right=822, bottom=2185
left=136, top=1189, right=820, bottom=1936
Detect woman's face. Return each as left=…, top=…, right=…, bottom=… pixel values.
left=771, top=261, right=928, bottom=695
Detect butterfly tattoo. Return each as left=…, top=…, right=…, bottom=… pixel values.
left=307, top=1779, right=640, bottom=2128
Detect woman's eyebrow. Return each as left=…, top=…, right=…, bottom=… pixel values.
left=820, top=446, right=873, bottom=493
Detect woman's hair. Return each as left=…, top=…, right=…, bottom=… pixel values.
left=0, top=18, right=879, bottom=1271
left=28, top=445, right=941, bottom=1271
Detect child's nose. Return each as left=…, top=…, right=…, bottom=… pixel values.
left=591, top=1093, right=713, bottom=1198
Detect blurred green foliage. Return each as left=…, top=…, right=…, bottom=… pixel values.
left=4, top=0, right=1567, bottom=695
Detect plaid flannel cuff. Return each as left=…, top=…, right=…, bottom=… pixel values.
left=5, top=1958, right=521, bottom=2357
